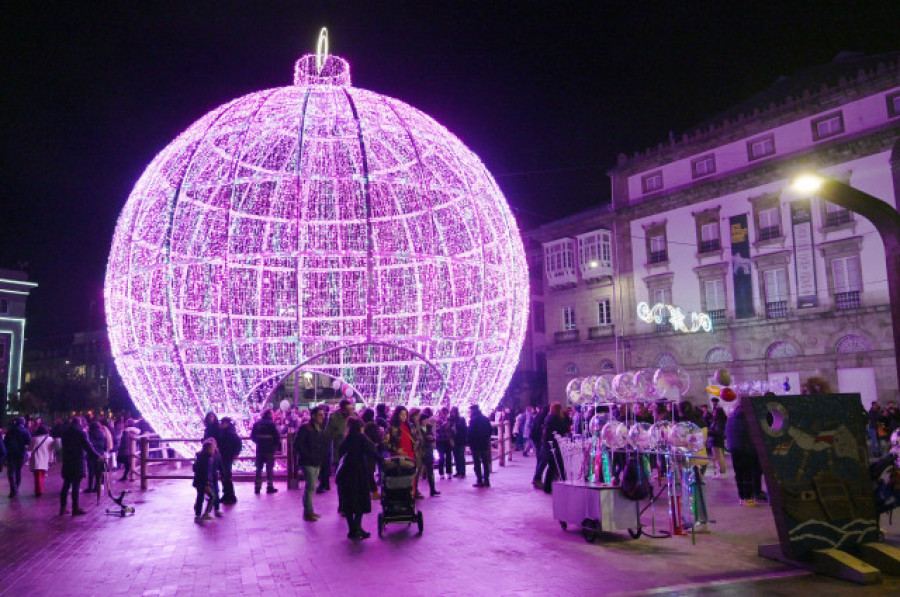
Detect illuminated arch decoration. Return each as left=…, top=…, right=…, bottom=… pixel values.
left=104, top=37, right=529, bottom=447
left=637, top=302, right=712, bottom=333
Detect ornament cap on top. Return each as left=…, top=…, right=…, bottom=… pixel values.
left=294, top=28, right=351, bottom=87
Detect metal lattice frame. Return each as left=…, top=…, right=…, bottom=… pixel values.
left=105, top=52, right=529, bottom=445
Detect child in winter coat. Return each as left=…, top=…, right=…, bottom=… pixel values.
left=192, top=438, right=220, bottom=523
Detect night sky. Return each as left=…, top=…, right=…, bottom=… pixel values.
left=2, top=1, right=899, bottom=339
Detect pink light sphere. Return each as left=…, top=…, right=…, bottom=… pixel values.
left=105, top=50, right=529, bottom=446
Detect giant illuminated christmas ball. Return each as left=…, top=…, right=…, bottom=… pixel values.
left=105, top=46, right=529, bottom=443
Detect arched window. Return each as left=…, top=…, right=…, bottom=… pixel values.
left=705, top=347, right=733, bottom=363
left=766, top=341, right=798, bottom=359
left=565, top=362, right=579, bottom=375
left=655, top=352, right=678, bottom=367
left=835, top=334, right=870, bottom=354
left=599, top=359, right=615, bottom=372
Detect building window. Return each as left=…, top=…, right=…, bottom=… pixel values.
left=699, top=222, right=720, bottom=253
left=747, top=134, right=776, bottom=161
left=544, top=241, right=574, bottom=273
left=831, top=255, right=861, bottom=310
left=887, top=91, right=900, bottom=118
left=533, top=301, right=545, bottom=333
left=691, top=154, right=716, bottom=179
left=0, top=299, right=7, bottom=314
left=648, top=235, right=668, bottom=263
left=757, top=206, right=782, bottom=241
left=704, top=279, right=726, bottom=325
left=824, top=202, right=852, bottom=227
left=597, top=299, right=611, bottom=326
left=655, top=352, right=678, bottom=367
left=641, top=171, right=664, bottom=194
left=766, top=341, right=798, bottom=359
left=835, top=334, right=869, bottom=354
left=562, top=306, right=576, bottom=331
left=811, top=111, right=844, bottom=141
left=651, top=287, right=672, bottom=332
left=577, top=229, right=613, bottom=272
left=763, top=268, right=789, bottom=318
left=706, top=347, right=733, bottom=363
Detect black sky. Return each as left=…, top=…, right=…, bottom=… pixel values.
left=2, top=1, right=899, bottom=339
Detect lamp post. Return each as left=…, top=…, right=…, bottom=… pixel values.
left=791, top=172, right=900, bottom=393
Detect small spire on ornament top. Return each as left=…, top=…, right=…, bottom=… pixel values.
left=293, top=26, right=351, bottom=87
left=316, top=27, right=329, bottom=74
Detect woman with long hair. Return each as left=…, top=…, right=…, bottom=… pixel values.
left=336, top=417, right=381, bottom=539
left=386, top=406, right=418, bottom=461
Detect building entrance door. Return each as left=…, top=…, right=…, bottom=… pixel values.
left=837, top=367, right=878, bottom=408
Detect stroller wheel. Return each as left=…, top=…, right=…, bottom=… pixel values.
left=377, top=513, right=384, bottom=538
left=416, top=511, right=424, bottom=536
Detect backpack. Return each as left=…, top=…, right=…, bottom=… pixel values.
left=621, top=452, right=651, bottom=501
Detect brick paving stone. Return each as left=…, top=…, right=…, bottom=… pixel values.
left=1, top=457, right=899, bottom=595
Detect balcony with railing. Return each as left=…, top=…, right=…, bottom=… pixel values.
left=580, top=259, right=613, bottom=282
left=759, top=226, right=781, bottom=241
left=554, top=329, right=580, bottom=344
left=835, top=291, right=861, bottom=310
left=588, top=325, right=615, bottom=340
left=546, top=267, right=577, bottom=289
left=825, top=210, right=852, bottom=227
left=648, top=250, right=668, bottom=264
left=699, top=239, right=721, bottom=254
left=765, top=300, right=788, bottom=319
left=708, top=309, right=726, bottom=327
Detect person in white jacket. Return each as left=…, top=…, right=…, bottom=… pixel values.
left=29, top=424, right=55, bottom=496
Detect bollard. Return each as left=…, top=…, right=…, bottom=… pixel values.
left=140, top=436, right=149, bottom=490
left=499, top=422, right=506, bottom=467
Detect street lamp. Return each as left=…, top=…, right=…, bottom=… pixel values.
left=790, top=172, right=900, bottom=393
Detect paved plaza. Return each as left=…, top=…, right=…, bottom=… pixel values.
left=1, top=455, right=899, bottom=596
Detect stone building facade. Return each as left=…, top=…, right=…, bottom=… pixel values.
left=530, top=52, right=900, bottom=407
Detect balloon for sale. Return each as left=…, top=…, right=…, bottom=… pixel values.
left=279, top=399, right=291, bottom=412
left=581, top=376, right=598, bottom=403
left=714, top=368, right=732, bottom=387
left=720, top=387, right=738, bottom=402
left=593, top=374, right=615, bottom=403
left=566, top=378, right=582, bottom=404
left=649, top=420, right=673, bottom=449
left=589, top=413, right=607, bottom=435
left=633, top=368, right=658, bottom=401
left=600, top=421, right=628, bottom=450
left=628, top=422, right=654, bottom=451
left=670, top=421, right=704, bottom=453
left=612, top=372, right=637, bottom=403
left=706, top=385, right=722, bottom=397
left=654, top=366, right=690, bottom=400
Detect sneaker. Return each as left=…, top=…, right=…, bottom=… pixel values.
left=201, top=512, right=214, bottom=521
left=430, top=490, right=441, bottom=496
left=214, top=510, right=223, bottom=518
left=266, top=486, right=278, bottom=494
left=304, top=513, right=318, bottom=522
left=72, top=509, right=87, bottom=516
left=357, top=529, right=371, bottom=539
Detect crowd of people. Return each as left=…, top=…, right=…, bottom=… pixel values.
left=868, top=401, right=900, bottom=457
left=192, top=400, right=497, bottom=540
left=0, top=413, right=147, bottom=515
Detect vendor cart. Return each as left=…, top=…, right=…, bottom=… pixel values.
left=552, top=480, right=640, bottom=542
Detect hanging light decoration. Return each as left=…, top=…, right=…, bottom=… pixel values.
left=104, top=31, right=529, bottom=449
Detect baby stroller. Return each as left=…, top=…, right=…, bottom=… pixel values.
left=377, top=456, right=423, bottom=537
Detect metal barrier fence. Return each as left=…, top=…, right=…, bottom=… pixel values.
left=134, top=420, right=512, bottom=490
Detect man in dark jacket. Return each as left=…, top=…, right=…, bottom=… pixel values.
left=60, top=417, right=103, bottom=516
left=450, top=407, right=468, bottom=478
left=467, top=405, right=493, bottom=488
left=294, top=406, right=327, bottom=521
left=218, top=417, right=243, bottom=504
left=4, top=417, right=31, bottom=497
left=251, top=409, right=280, bottom=494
